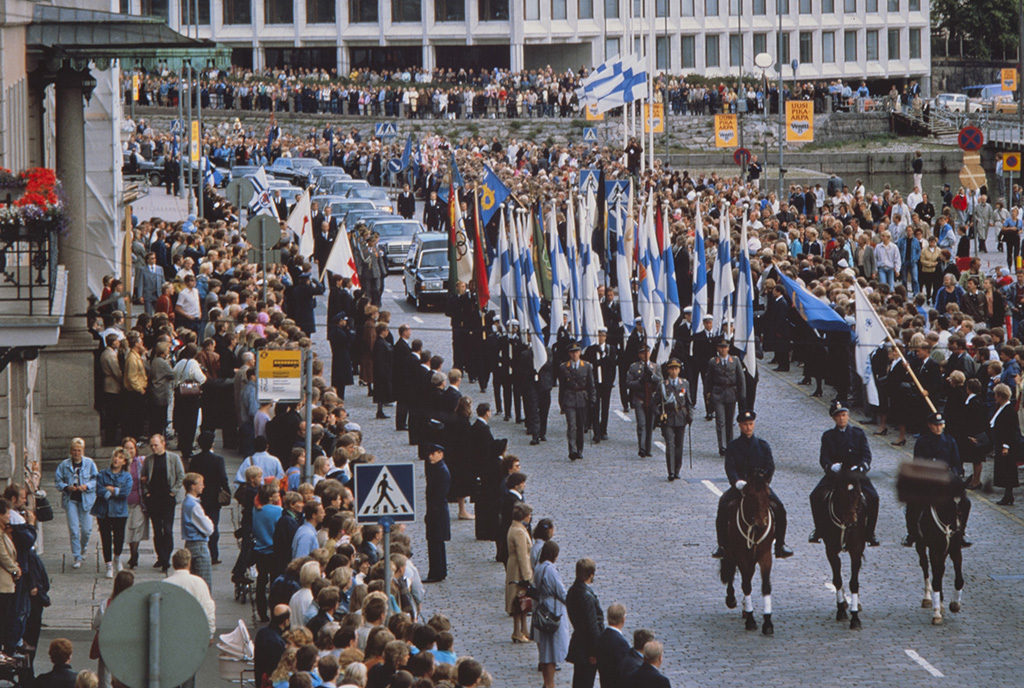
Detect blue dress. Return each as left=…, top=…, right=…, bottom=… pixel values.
left=532, top=560, right=570, bottom=664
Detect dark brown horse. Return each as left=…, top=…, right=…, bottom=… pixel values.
left=821, top=476, right=867, bottom=630
left=914, top=498, right=966, bottom=625
left=720, top=472, right=776, bottom=635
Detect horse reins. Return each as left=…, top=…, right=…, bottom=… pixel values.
left=737, top=494, right=774, bottom=550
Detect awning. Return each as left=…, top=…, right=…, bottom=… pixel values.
left=27, top=4, right=230, bottom=72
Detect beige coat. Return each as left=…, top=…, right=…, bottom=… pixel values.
left=505, top=520, right=533, bottom=614
left=0, top=530, right=19, bottom=594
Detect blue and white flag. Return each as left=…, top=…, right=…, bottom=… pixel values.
left=636, top=195, right=660, bottom=343
left=615, top=190, right=636, bottom=334
left=712, top=207, right=735, bottom=335
left=549, top=203, right=571, bottom=336
left=496, top=208, right=514, bottom=324
left=247, top=166, right=275, bottom=217
left=579, top=190, right=604, bottom=346
left=733, top=212, right=756, bottom=376
left=691, top=204, right=708, bottom=334
left=509, top=209, right=529, bottom=326
left=854, top=282, right=887, bottom=406
left=658, top=203, right=681, bottom=363
left=520, top=220, right=549, bottom=368
left=578, top=53, right=649, bottom=114
left=202, top=156, right=222, bottom=187
left=565, top=195, right=583, bottom=340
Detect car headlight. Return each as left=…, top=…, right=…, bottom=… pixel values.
left=425, top=280, right=443, bottom=291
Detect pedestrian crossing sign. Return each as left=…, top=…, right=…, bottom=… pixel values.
left=583, top=127, right=598, bottom=143
left=1004, top=152, right=1021, bottom=172
left=374, top=122, right=398, bottom=139
left=355, top=463, right=417, bottom=523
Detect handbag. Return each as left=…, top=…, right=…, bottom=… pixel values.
left=533, top=601, right=561, bottom=634
left=217, top=487, right=232, bottom=506
left=516, top=591, right=534, bottom=614
left=178, top=380, right=202, bottom=397
left=33, top=491, right=54, bottom=522
left=969, top=431, right=993, bottom=455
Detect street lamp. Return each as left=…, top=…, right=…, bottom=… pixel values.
left=754, top=52, right=775, bottom=198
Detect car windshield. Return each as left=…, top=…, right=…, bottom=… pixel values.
left=375, top=223, right=415, bottom=238
left=419, top=249, right=447, bottom=268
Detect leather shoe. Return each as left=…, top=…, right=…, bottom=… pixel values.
left=667, top=474, right=675, bottom=481
left=961, top=538, right=973, bottom=548
left=808, top=530, right=820, bottom=543
left=711, top=546, right=726, bottom=559
left=423, top=577, right=445, bottom=584
left=996, top=496, right=1015, bottom=505
left=901, top=535, right=914, bottom=547
left=868, top=537, right=880, bottom=547
left=530, top=438, right=540, bottom=445
left=774, top=545, right=794, bottom=558
left=673, top=472, right=681, bottom=479
left=376, top=413, right=390, bottom=419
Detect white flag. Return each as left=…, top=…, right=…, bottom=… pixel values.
left=288, top=190, right=314, bottom=259
left=854, top=282, right=887, bottom=406
left=321, top=229, right=360, bottom=287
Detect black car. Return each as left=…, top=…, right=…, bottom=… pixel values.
left=403, top=232, right=450, bottom=310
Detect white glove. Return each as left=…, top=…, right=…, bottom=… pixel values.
left=831, top=463, right=842, bottom=473
left=735, top=480, right=747, bottom=490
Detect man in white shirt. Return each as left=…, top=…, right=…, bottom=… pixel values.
left=175, top=274, right=202, bottom=335
left=233, top=437, right=285, bottom=485
left=165, top=547, right=216, bottom=639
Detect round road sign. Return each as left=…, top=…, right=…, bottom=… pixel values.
left=388, top=158, right=403, bottom=174
left=733, top=147, right=752, bottom=167
left=958, top=126, right=984, bottom=152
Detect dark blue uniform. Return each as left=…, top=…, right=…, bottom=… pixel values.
left=425, top=457, right=451, bottom=581
left=810, top=425, right=880, bottom=542
left=715, top=434, right=789, bottom=553
left=908, top=430, right=971, bottom=541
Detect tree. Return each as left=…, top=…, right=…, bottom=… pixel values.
left=932, top=0, right=1020, bottom=59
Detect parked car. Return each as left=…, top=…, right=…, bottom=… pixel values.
left=267, top=157, right=320, bottom=186
left=933, top=93, right=982, bottom=113
left=347, top=187, right=393, bottom=213
left=993, top=94, right=1018, bottom=114
left=329, top=179, right=371, bottom=196
left=403, top=232, right=450, bottom=310
left=309, top=165, right=348, bottom=185
left=368, top=218, right=424, bottom=272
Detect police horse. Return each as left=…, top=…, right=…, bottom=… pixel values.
left=820, top=469, right=867, bottom=630
left=913, top=498, right=966, bottom=625
left=720, top=472, right=775, bottom=635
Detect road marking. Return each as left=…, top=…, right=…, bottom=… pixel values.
left=701, top=480, right=723, bottom=497
left=385, top=288, right=393, bottom=294
left=654, top=441, right=666, bottom=452
left=904, top=650, right=944, bottom=678
left=413, top=316, right=424, bottom=323
left=615, top=410, right=631, bottom=422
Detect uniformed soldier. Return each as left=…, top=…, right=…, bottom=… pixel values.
left=906, top=412, right=972, bottom=547
left=497, top=320, right=520, bottom=422
left=557, top=343, right=596, bottom=461
left=712, top=410, right=794, bottom=559
left=658, top=359, right=693, bottom=481
left=478, top=312, right=499, bottom=395
left=707, top=337, right=747, bottom=456
left=446, top=281, right=476, bottom=377
left=669, top=308, right=695, bottom=402
left=808, top=401, right=880, bottom=546
left=627, top=344, right=662, bottom=457
left=532, top=348, right=555, bottom=445
left=619, top=318, right=644, bottom=410
left=692, top=315, right=717, bottom=418
left=514, top=336, right=537, bottom=434
left=583, top=327, right=618, bottom=443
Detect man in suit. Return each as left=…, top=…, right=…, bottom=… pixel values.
left=616, top=629, right=655, bottom=688
left=471, top=403, right=507, bottom=544
left=566, top=558, right=603, bottom=688
left=272, top=189, right=288, bottom=220
left=135, top=251, right=165, bottom=315
left=809, top=401, right=880, bottom=546
left=397, top=183, right=416, bottom=219
left=557, top=343, right=597, bottom=461
left=499, top=321, right=521, bottom=422
left=422, top=190, right=445, bottom=231
left=691, top=315, right=716, bottom=415
left=141, top=434, right=186, bottom=572
left=423, top=444, right=451, bottom=582
left=669, top=309, right=694, bottom=389
left=627, top=345, right=662, bottom=457
left=660, top=359, right=693, bottom=481
left=359, top=524, right=382, bottom=565
left=372, top=323, right=394, bottom=419
left=447, top=281, right=476, bottom=376
left=619, top=319, right=644, bottom=410
left=632, top=641, right=671, bottom=688
left=707, top=337, right=747, bottom=455
left=408, top=350, right=433, bottom=446
left=595, top=604, right=631, bottom=688
left=531, top=348, right=555, bottom=445
left=584, top=327, right=618, bottom=443
left=765, top=285, right=792, bottom=370
left=393, top=325, right=413, bottom=431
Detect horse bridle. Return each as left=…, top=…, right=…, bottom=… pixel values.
left=737, top=493, right=773, bottom=550
left=826, top=486, right=862, bottom=551
left=930, top=498, right=962, bottom=551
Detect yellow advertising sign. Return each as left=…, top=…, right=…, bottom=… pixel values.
left=714, top=114, right=737, bottom=148
left=644, top=103, right=664, bottom=133
left=1003, top=151, right=1021, bottom=172
left=131, top=74, right=139, bottom=102
left=584, top=103, right=605, bottom=121
left=786, top=101, right=814, bottom=142
left=1002, top=68, right=1018, bottom=92
left=190, top=119, right=200, bottom=163
left=257, top=349, right=303, bottom=402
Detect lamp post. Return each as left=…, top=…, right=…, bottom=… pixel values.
left=754, top=52, right=774, bottom=198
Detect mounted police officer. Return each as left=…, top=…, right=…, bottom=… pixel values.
left=557, top=343, right=596, bottom=461
left=906, top=412, right=972, bottom=547
left=627, top=344, right=661, bottom=457
left=808, top=401, right=880, bottom=546
left=658, top=358, right=692, bottom=481
left=712, top=410, right=794, bottom=559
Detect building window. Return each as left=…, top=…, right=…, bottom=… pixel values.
left=822, top=0, right=833, bottom=11
left=480, top=0, right=509, bottom=19
left=656, top=36, right=669, bottom=69
left=605, top=36, right=620, bottom=58
left=887, top=28, right=900, bottom=59
left=909, top=27, right=921, bottom=58
left=779, top=32, right=790, bottom=64
left=681, top=35, right=696, bottom=67
left=264, top=0, right=291, bottom=23
left=436, top=0, right=465, bottom=19
left=605, top=0, right=619, bottom=16
left=887, top=0, right=898, bottom=9
left=822, top=30, right=834, bottom=62
left=180, top=0, right=211, bottom=23
left=753, top=32, right=767, bottom=55
left=580, top=0, right=594, bottom=17
left=798, top=0, right=810, bottom=13
left=729, top=0, right=738, bottom=14
left=844, top=0, right=854, bottom=10
left=705, top=0, right=718, bottom=15
left=141, top=0, right=169, bottom=20
left=634, top=36, right=642, bottom=56
left=866, top=0, right=876, bottom=10
left=799, top=31, right=812, bottom=63
left=680, top=0, right=693, bottom=15
left=223, top=0, right=251, bottom=23
left=844, top=29, right=856, bottom=60
left=909, top=0, right=919, bottom=9
left=778, top=0, right=788, bottom=12
left=552, top=0, right=566, bottom=18
left=656, top=0, right=667, bottom=16
left=308, top=0, right=335, bottom=22
left=525, top=0, right=539, bottom=19
left=391, top=0, right=419, bottom=21
left=706, top=34, right=720, bottom=67
left=866, top=29, right=878, bottom=59
left=350, top=0, right=378, bottom=22
left=753, top=0, right=765, bottom=13
left=729, top=34, right=742, bottom=66
left=633, top=0, right=640, bottom=14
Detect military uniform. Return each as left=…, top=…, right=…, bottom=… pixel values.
left=557, top=352, right=597, bottom=460
left=533, top=351, right=555, bottom=444
left=907, top=418, right=971, bottom=545
left=809, top=416, right=880, bottom=544
left=706, top=348, right=747, bottom=454
left=496, top=325, right=520, bottom=421
left=583, top=338, right=618, bottom=441
left=447, top=290, right=477, bottom=377
left=691, top=323, right=716, bottom=415
left=627, top=357, right=662, bottom=456
left=619, top=326, right=644, bottom=410
left=669, top=315, right=696, bottom=403
left=659, top=365, right=692, bottom=480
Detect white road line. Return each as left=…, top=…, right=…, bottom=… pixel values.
left=701, top=480, right=723, bottom=497
left=385, top=288, right=393, bottom=293
left=904, top=650, right=944, bottom=678
left=614, top=410, right=631, bottom=422
left=654, top=441, right=666, bottom=452
left=413, top=316, right=424, bottom=323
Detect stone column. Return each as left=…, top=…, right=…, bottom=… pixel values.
left=54, top=66, right=89, bottom=334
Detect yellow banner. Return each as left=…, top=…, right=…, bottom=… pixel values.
left=1003, top=151, right=1021, bottom=172
left=190, top=119, right=200, bottom=163
left=1002, top=68, right=1018, bottom=92
left=131, top=74, right=139, bottom=102
left=584, top=103, right=604, bottom=121
left=257, top=350, right=303, bottom=402
left=644, top=103, right=664, bottom=133
left=785, top=101, right=814, bottom=142
left=714, top=114, right=737, bottom=148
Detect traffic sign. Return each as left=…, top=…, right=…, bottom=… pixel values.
left=733, top=147, right=752, bottom=167
left=605, top=179, right=630, bottom=208
left=257, top=349, right=303, bottom=402
left=1003, top=151, right=1021, bottom=172
left=98, top=581, right=209, bottom=688
left=388, top=158, right=403, bottom=174
left=170, top=119, right=183, bottom=134
left=583, top=127, right=598, bottom=143
left=355, top=463, right=416, bottom=524
left=957, top=126, right=984, bottom=152
left=375, top=122, right=398, bottom=139
left=579, top=168, right=600, bottom=195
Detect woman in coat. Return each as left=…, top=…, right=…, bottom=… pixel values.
left=359, top=305, right=379, bottom=393
left=533, top=540, right=570, bottom=688
left=0, top=500, right=21, bottom=649
left=327, top=313, right=354, bottom=399
left=954, top=377, right=990, bottom=489
left=371, top=322, right=394, bottom=419
left=990, top=383, right=1020, bottom=505
left=447, top=397, right=475, bottom=519
left=505, top=503, right=533, bottom=644
left=92, top=448, right=134, bottom=578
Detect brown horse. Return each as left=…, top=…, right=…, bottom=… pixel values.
left=720, top=472, right=776, bottom=635
left=821, top=476, right=867, bottom=630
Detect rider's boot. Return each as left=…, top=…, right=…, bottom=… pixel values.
left=773, top=503, right=794, bottom=558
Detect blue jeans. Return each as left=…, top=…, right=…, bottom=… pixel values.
left=901, top=262, right=919, bottom=294
left=65, top=501, right=92, bottom=561
left=878, top=266, right=895, bottom=289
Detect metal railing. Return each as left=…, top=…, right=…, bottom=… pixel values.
left=0, top=202, right=60, bottom=318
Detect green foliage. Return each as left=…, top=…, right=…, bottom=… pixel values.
left=932, top=0, right=1019, bottom=59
